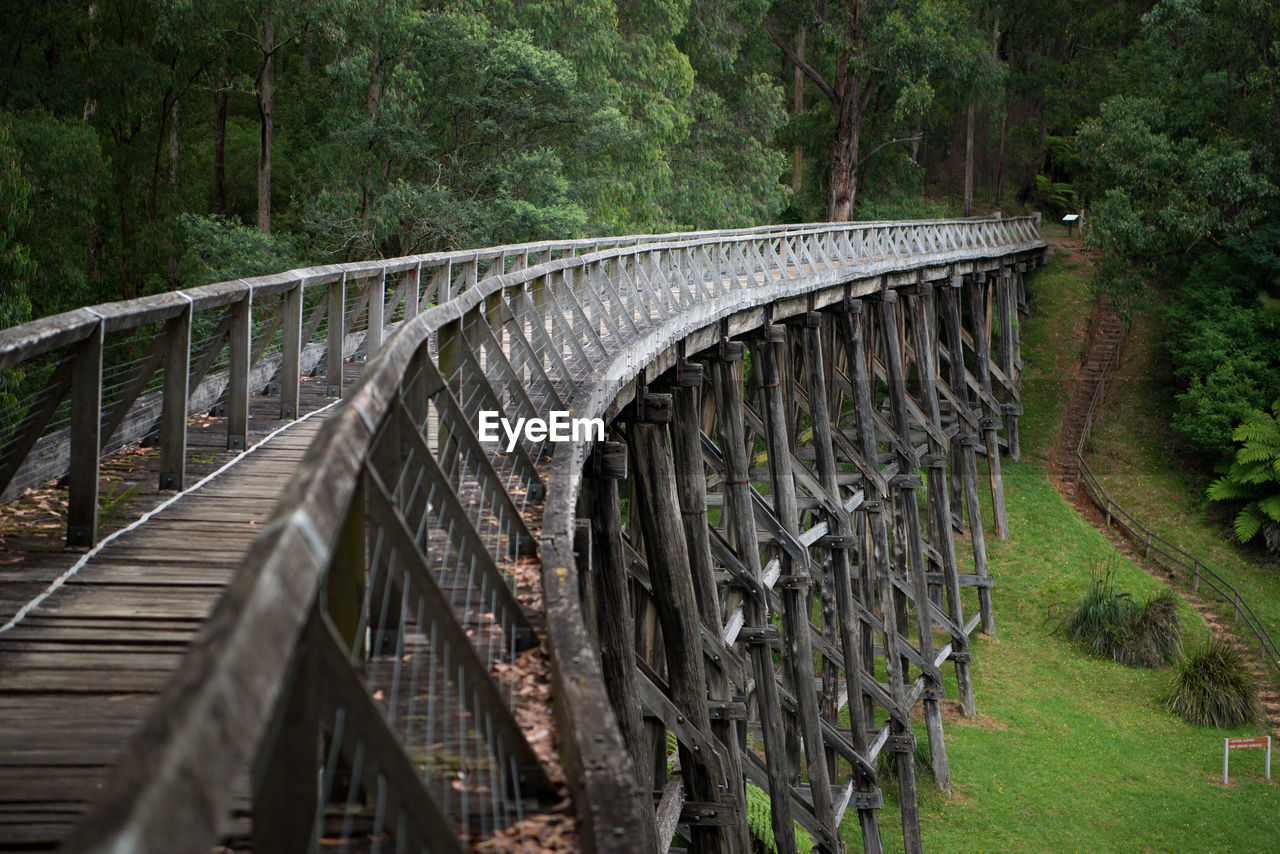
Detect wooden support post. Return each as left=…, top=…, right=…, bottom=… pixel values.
left=841, top=301, right=925, bottom=854
left=805, top=315, right=884, bottom=853
left=227, top=294, right=250, bottom=450
left=968, top=273, right=1009, bottom=539
left=252, top=612, right=320, bottom=854
left=366, top=415, right=403, bottom=656
left=158, top=299, right=192, bottom=491
left=326, top=274, right=345, bottom=398
left=367, top=269, right=386, bottom=355
left=280, top=283, right=302, bottom=420
left=586, top=447, right=659, bottom=854
left=879, top=294, right=951, bottom=794
left=670, top=374, right=749, bottom=854
left=910, top=284, right=975, bottom=717
left=942, top=282, right=994, bottom=634
left=757, top=328, right=839, bottom=841
left=405, top=264, right=422, bottom=318
left=629, top=397, right=730, bottom=854
left=715, top=348, right=798, bottom=854
left=326, top=474, right=366, bottom=657
left=67, top=320, right=104, bottom=548
left=997, top=270, right=1020, bottom=460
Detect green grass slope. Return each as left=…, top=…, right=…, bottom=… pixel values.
left=841, top=243, right=1280, bottom=853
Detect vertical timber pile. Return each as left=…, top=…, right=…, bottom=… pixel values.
left=578, top=259, right=1028, bottom=852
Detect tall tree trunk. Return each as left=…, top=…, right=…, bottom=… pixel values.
left=213, top=51, right=228, bottom=216
left=257, top=15, right=274, bottom=235
left=828, top=94, right=861, bottom=221
left=791, top=25, right=806, bottom=193
left=963, top=98, right=974, bottom=216
left=994, top=104, right=1007, bottom=205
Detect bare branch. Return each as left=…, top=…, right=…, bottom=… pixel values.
left=857, top=136, right=921, bottom=168
left=764, top=16, right=836, bottom=102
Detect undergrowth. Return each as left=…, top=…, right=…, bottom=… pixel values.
left=1063, top=567, right=1183, bottom=667
left=1164, top=639, right=1259, bottom=728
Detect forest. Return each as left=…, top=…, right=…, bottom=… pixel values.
left=1, top=0, right=1279, bottom=543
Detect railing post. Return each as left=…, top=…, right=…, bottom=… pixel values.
left=227, top=292, right=251, bottom=450
left=1192, top=560, right=1200, bottom=593
left=67, top=319, right=104, bottom=547
left=158, top=298, right=192, bottom=491
left=327, top=274, right=346, bottom=398
left=252, top=611, right=321, bottom=854
left=366, top=268, right=386, bottom=355
left=281, top=283, right=303, bottom=419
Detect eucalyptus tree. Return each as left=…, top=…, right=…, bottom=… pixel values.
left=764, top=0, right=988, bottom=220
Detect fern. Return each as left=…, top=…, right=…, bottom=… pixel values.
left=1207, top=401, right=1280, bottom=552
left=744, top=784, right=814, bottom=854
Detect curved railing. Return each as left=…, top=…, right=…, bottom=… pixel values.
left=22, top=216, right=1046, bottom=852
left=1074, top=323, right=1280, bottom=674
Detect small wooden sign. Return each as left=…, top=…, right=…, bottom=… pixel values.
left=1223, top=735, right=1271, bottom=783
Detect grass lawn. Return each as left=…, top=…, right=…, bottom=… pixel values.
left=839, top=243, right=1280, bottom=852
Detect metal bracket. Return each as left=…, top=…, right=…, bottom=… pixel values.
left=774, top=574, right=813, bottom=591
left=953, top=433, right=977, bottom=447
left=849, top=790, right=885, bottom=810
left=999, top=403, right=1024, bottom=416
left=885, top=733, right=917, bottom=753
left=948, top=651, right=973, bottom=663
left=921, top=685, right=947, bottom=701
left=978, top=417, right=1002, bottom=431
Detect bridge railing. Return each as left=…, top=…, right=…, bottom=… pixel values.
left=48, top=215, right=1044, bottom=852
left=0, top=222, right=853, bottom=545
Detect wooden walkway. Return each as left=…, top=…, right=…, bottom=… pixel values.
left=0, top=403, right=332, bottom=849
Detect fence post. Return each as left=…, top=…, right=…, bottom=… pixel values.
left=67, top=320, right=105, bottom=547
left=1192, top=560, right=1200, bottom=593
left=280, top=283, right=303, bottom=420
left=327, top=274, right=346, bottom=398
left=158, top=299, right=192, bottom=491
left=227, top=292, right=251, bottom=450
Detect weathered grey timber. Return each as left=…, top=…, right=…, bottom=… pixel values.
left=0, top=216, right=1043, bottom=853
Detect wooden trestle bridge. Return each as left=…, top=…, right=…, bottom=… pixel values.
left=0, top=217, right=1045, bottom=853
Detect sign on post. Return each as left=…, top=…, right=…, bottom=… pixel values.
left=1222, top=736, right=1271, bottom=784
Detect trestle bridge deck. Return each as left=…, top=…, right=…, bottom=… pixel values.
left=0, top=217, right=1045, bottom=853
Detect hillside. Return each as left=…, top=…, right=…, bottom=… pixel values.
left=847, top=235, right=1280, bottom=852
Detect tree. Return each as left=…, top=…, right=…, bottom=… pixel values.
left=1207, top=401, right=1280, bottom=554
left=765, top=0, right=985, bottom=220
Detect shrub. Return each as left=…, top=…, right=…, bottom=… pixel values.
left=1164, top=639, right=1259, bottom=727
left=1065, top=570, right=1183, bottom=667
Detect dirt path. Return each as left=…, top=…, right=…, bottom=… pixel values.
left=1044, top=239, right=1280, bottom=737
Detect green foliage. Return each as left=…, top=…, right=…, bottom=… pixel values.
left=1163, top=639, right=1259, bottom=728
left=0, top=122, right=34, bottom=330
left=1064, top=568, right=1183, bottom=667
left=1207, top=401, right=1280, bottom=552
left=177, top=214, right=299, bottom=287
left=744, top=783, right=813, bottom=854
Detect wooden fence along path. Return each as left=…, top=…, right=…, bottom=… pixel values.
left=1072, top=321, right=1280, bottom=675
left=0, top=217, right=1046, bottom=853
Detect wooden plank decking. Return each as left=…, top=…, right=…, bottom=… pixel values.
left=0, top=397, right=334, bottom=849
